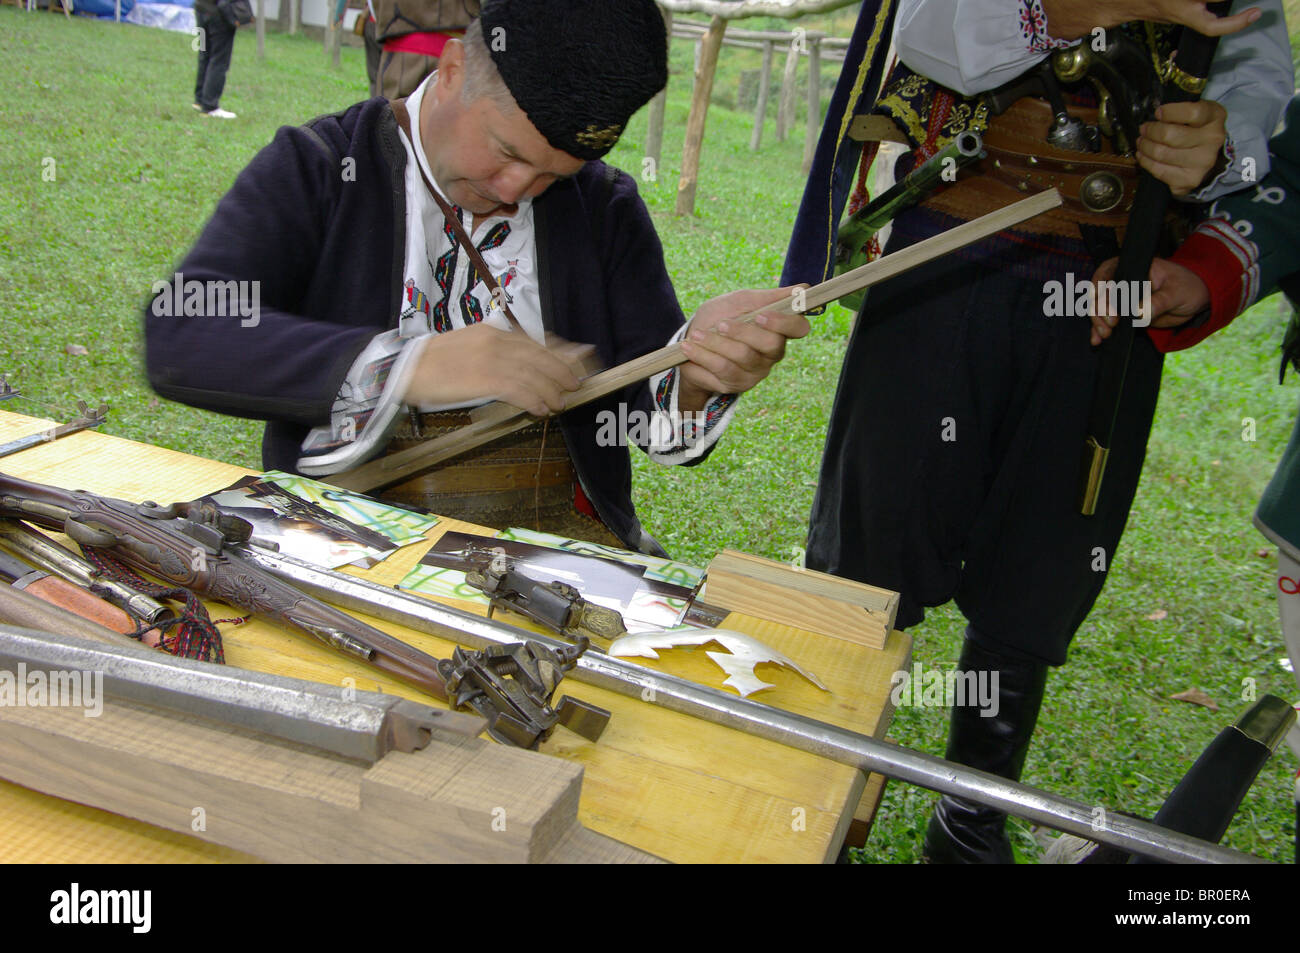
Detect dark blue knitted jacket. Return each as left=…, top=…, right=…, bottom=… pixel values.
left=144, top=97, right=690, bottom=553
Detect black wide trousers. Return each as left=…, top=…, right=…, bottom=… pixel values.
left=194, top=10, right=237, bottom=112
left=806, top=210, right=1164, bottom=665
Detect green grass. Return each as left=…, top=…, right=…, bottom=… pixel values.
left=1, top=8, right=1298, bottom=863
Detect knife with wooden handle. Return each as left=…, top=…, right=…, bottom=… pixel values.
left=0, top=548, right=162, bottom=647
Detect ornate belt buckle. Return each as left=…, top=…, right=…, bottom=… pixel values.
left=1079, top=170, right=1124, bottom=213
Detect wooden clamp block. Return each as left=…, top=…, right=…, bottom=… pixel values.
left=0, top=697, right=660, bottom=863
left=701, top=550, right=899, bottom=650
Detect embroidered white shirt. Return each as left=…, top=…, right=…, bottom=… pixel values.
left=891, top=0, right=1293, bottom=201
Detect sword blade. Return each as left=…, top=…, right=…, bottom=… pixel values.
left=242, top=545, right=1267, bottom=864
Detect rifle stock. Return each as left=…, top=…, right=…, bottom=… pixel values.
left=0, top=471, right=609, bottom=749
left=0, top=471, right=449, bottom=700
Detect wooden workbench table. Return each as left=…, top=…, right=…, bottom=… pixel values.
left=0, top=410, right=910, bottom=863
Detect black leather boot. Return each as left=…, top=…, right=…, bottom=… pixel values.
left=922, top=634, right=1049, bottom=864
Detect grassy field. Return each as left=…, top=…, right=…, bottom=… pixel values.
left=1, top=7, right=1298, bottom=863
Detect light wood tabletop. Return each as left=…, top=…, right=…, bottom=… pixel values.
left=0, top=410, right=910, bottom=863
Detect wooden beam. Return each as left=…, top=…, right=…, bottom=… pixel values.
left=289, top=0, right=299, bottom=35
left=674, top=14, right=726, bottom=217
left=775, top=37, right=799, bottom=142
left=0, top=688, right=662, bottom=863
left=327, top=190, right=1064, bottom=493
left=701, top=549, right=898, bottom=648
left=749, top=39, right=774, bottom=152
left=657, top=0, right=857, bottom=16
left=711, top=550, right=899, bottom=624
left=673, top=22, right=827, bottom=43
left=645, top=6, right=672, bottom=171
left=802, top=35, right=821, bottom=174
left=674, top=33, right=769, bottom=51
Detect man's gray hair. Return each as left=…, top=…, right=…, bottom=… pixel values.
left=460, top=19, right=518, bottom=113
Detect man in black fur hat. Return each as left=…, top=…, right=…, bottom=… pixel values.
left=146, top=0, right=809, bottom=553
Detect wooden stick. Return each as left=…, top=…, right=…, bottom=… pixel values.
left=750, top=40, right=774, bottom=152
left=327, top=189, right=1062, bottom=493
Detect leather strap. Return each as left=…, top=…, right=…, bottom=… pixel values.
left=390, top=97, right=525, bottom=334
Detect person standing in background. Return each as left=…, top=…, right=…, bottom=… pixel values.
left=193, top=0, right=240, bottom=119
left=371, top=0, right=479, bottom=99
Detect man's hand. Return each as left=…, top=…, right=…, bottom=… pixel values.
left=1088, top=256, right=1210, bottom=345
left=1044, top=0, right=1260, bottom=40
left=677, top=286, right=812, bottom=411
left=1131, top=0, right=1259, bottom=34
left=402, top=324, right=594, bottom=417
left=1137, top=101, right=1229, bottom=196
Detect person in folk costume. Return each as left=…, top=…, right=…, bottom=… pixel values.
left=368, top=0, right=481, bottom=100
left=146, top=0, right=810, bottom=556
left=784, top=0, right=1293, bottom=862
left=1090, top=91, right=1300, bottom=770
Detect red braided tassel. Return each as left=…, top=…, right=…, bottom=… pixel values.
left=81, top=549, right=226, bottom=664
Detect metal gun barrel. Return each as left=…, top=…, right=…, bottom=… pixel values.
left=855, top=131, right=984, bottom=233
left=837, top=131, right=984, bottom=260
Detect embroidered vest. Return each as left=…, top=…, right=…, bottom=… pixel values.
left=874, top=22, right=1182, bottom=160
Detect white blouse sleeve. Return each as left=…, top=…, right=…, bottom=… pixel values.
left=893, top=0, right=1074, bottom=97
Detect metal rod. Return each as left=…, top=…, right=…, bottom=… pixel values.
left=242, top=546, right=1265, bottom=864
left=0, top=625, right=482, bottom=763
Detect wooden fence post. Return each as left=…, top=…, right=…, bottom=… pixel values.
left=324, top=18, right=339, bottom=65
left=802, top=34, right=821, bottom=173
left=776, top=35, right=799, bottom=142
left=645, top=6, right=672, bottom=173
left=255, top=0, right=265, bottom=60
left=675, top=14, right=726, bottom=217
left=749, top=39, right=773, bottom=152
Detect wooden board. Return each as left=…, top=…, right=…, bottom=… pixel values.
left=0, top=411, right=911, bottom=863
left=0, top=692, right=659, bottom=863
left=701, top=549, right=898, bottom=649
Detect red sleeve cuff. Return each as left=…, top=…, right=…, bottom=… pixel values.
left=1147, top=220, right=1259, bottom=353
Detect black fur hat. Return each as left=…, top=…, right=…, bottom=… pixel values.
left=477, top=0, right=668, bottom=160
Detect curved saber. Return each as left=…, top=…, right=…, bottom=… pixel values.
left=244, top=544, right=1271, bottom=864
